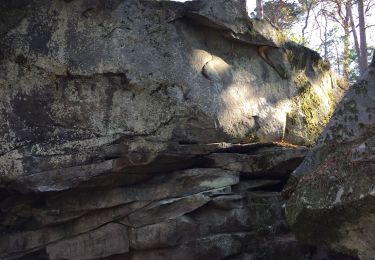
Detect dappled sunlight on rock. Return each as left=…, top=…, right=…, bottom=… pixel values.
left=217, top=66, right=294, bottom=143
left=0, top=0, right=353, bottom=259
left=285, top=59, right=375, bottom=260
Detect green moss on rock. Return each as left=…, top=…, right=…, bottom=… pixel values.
left=287, top=71, right=337, bottom=146
left=244, top=130, right=260, bottom=143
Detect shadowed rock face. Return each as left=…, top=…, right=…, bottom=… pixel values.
left=285, top=58, right=375, bottom=259
left=0, top=142, right=356, bottom=260
left=0, top=0, right=349, bottom=259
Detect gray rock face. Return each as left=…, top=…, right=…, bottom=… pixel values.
left=46, top=223, right=130, bottom=260
left=0, top=0, right=342, bottom=189
left=0, top=0, right=342, bottom=193
left=285, top=58, right=375, bottom=259
left=0, top=142, right=357, bottom=260
left=0, top=142, right=313, bottom=260
left=0, top=0, right=349, bottom=259
left=206, top=144, right=307, bottom=178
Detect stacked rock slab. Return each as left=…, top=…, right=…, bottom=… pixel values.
left=1, top=142, right=355, bottom=260
left=285, top=57, right=375, bottom=260
left=0, top=144, right=271, bottom=259
left=0, top=0, right=347, bottom=259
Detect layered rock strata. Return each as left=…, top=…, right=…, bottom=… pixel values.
left=1, top=142, right=354, bottom=260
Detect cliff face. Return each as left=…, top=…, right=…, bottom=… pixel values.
left=0, top=0, right=347, bottom=259
left=0, top=0, right=343, bottom=192
left=1, top=142, right=314, bottom=260
left=285, top=58, right=375, bottom=260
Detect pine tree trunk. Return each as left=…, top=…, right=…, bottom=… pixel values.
left=371, top=51, right=375, bottom=67
left=343, top=2, right=351, bottom=79
left=357, top=0, right=368, bottom=74
left=256, top=0, right=264, bottom=19
left=348, top=2, right=361, bottom=72
left=302, top=0, right=313, bottom=45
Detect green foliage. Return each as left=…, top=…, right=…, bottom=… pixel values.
left=347, top=45, right=374, bottom=82
left=252, top=0, right=373, bottom=81
left=367, top=45, right=375, bottom=64
left=284, top=30, right=304, bottom=44
left=263, top=0, right=303, bottom=29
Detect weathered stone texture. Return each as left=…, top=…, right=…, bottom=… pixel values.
left=285, top=59, right=375, bottom=259
left=0, top=0, right=349, bottom=259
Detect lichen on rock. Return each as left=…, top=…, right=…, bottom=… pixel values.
left=285, top=55, right=375, bottom=260
left=0, top=0, right=349, bottom=259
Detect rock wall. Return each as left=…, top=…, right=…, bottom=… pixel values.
left=285, top=56, right=375, bottom=260
left=0, top=0, right=343, bottom=191
left=1, top=142, right=356, bottom=259
left=0, top=0, right=348, bottom=259
left=0, top=142, right=310, bottom=259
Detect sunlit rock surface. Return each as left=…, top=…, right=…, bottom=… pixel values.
left=0, top=0, right=343, bottom=192
left=0, top=0, right=348, bottom=259
left=285, top=57, right=375, bottom=260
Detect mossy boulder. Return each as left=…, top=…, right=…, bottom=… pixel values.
left=285, top=58, right=375, bottom=259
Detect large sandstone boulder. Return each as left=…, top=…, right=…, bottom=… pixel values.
left=285, top=56, right=375, bottom=259
left=0, top=0, right=348, bottom=259
left=0, top=0, right=342, bottom=192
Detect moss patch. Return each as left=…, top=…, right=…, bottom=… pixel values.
left=275, top=30, right=286, bottom=45
left=244, top=130, right=260, bottom=143
left=287, top=72, right=336, bottom=146
left=294, top=70, right=311, bottom=90
left=314, top=59, right=331, bottom=72
left=302, top=88, right=331, bottom=144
